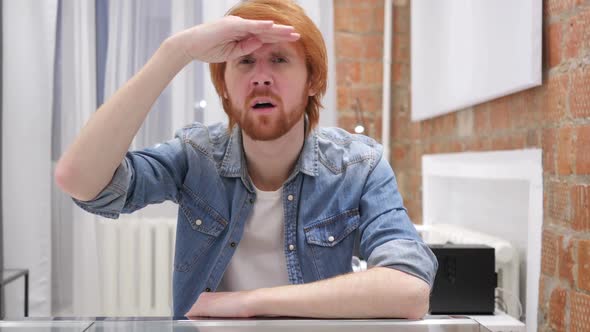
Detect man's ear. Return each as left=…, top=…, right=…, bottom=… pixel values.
left=307, top=81, right=316, bottom=97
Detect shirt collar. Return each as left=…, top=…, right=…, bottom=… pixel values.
left=219, top=118, right=320, bottom=188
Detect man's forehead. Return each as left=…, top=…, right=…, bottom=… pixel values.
left=247, top=42, right=304, bottom=57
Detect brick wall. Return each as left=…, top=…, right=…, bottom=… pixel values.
left=334, top=0, right=385, bottom=140
left=334, top=0, right=590, bottom=330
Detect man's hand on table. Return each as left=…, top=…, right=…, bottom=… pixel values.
left=185, top=290, right=271, bottom=318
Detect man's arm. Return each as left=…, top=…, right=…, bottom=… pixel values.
left=55, top=38, right=190, bottom=202
left=54, top=16, right=300, bottom=202
left=186, top=267, right=430, bottom=319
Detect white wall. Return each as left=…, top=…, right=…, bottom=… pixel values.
left=411, top=0, right=542, bottom=121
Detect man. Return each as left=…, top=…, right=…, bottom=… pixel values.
left=55, top=0, right=437, bottom=319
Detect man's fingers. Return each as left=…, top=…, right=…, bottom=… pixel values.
left=232, top=36, right=264, bottom=58
left=257, top=32, right=300, bottom=43
left=228, top=31, right=299, bottom=60
left=239, top=18, right=296, bottom=36
left=265, top=23, right=296, bottom=35
left=238, top=18, right=274, bottom=34
left=233, top=18, right=299, bottom=46
left=228, top=32, right=299, bottom=60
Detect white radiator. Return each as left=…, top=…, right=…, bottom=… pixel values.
left=415, top=224, right=521, bottom=319
left=96, top=217, right=177, bottom=316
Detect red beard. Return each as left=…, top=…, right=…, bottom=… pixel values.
left=231, top=90, right=307, bottom=141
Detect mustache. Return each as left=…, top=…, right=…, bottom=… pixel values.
left=244, top=91, right=283, bottom=108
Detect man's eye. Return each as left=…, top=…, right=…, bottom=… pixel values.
left=272, top=57, right=287, bottom=64
left=239, top=58, right=254, bottom=65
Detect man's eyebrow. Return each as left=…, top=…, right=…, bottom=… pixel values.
left=233, top=54, right=253, bottom=63
left=233, top=48, right=296, bottom=62
left=270, top=49, right=294, bottom=57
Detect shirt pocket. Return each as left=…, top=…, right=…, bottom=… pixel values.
left=304, top=209, right=360, bottom=279
left=174, top=192, right=228, bottom=272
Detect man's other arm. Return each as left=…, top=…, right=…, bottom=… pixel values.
left=187, top=266, right=430, bottom=319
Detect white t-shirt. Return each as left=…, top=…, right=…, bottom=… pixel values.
left=217, top=185, right=290, bottom=291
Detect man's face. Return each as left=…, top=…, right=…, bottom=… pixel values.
left=224, top=42, right=312, bottom=141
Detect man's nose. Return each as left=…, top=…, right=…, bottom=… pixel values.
left=252, top=79, right=272, bottom=87
left=251, top=69, right=273, bottom=87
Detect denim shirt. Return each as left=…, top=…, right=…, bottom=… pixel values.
left=74, top=122, right=438, bottom=316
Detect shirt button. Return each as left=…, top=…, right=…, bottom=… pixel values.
left=287, top=195, right=294, bottom=201
left=205, top=288, right=211, bottom=292
left=195, top=219, right=202, bottom=226
left=288, top=244, right=295, bottom=251
left=230, top=242, right=237, bottom=248
left=328, top=236, right=335, bottom=242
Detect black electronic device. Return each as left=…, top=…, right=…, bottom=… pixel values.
left=429, top=244, right=497, bottom=315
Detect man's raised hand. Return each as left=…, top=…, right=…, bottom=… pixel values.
left=177, top=15, right=300, bottom=64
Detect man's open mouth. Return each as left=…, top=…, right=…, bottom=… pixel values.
left=250, top=98, right=277, bottom=111
left=253, top=102, right=275, bottom=109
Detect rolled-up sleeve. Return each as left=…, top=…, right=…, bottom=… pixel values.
left=73, top=129, right=188, bottom=219
left=367, top=239, right=438, bottom=287
left=73, top=158, right=132, bottom=219
left=359, top=154, right=438, bottom=287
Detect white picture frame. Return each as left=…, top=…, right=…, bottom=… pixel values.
left=410, top=0, right=542, bottom=121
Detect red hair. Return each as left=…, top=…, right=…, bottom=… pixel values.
left=209, top=0, right=327, bottom=130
